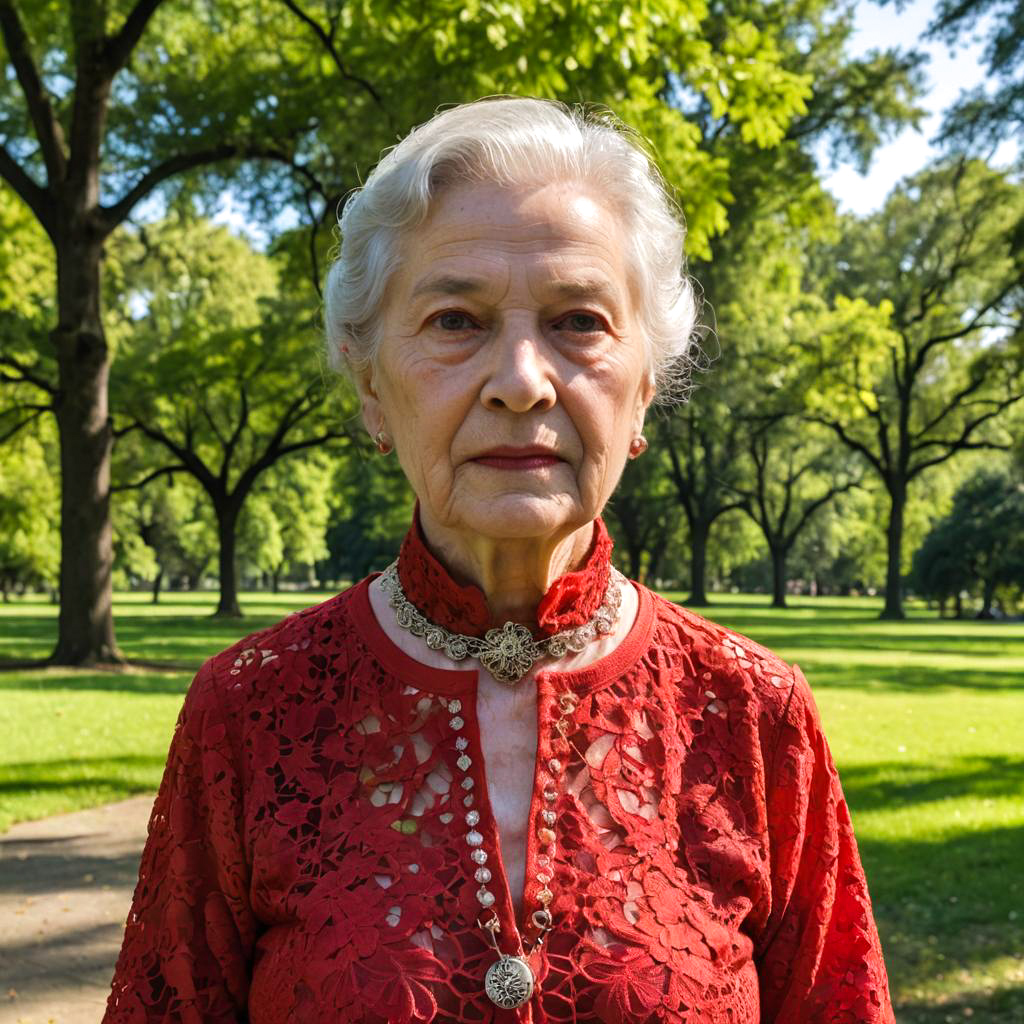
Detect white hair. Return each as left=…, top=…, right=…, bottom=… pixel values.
left=323, top=96, right=701, bottom=403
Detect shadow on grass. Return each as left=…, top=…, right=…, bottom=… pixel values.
left=858, top=825, right=1024, bottom=1021
left=895, top=987, right=1024, bottom=1024
left=0, top=753, right=167, bottom=791
left=0, top=669, right=192, bottom=694
left=840, top=756, right=1024, bottom=811
left=0, top=610, right=297, bottom=666
left=788, top=661, right=1024, bottom=693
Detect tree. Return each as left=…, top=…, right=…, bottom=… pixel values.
left=803, top=158, right=1024, bottom=618
left=111, top=214, right=353, bottom=617
left=238, top=454, right=334, bottom=592
left=655, top=389, right=750, bottom=605
left=0, top=0, right=814, bottom=665
left=324, top=452, right=414, bottom=584
left=0, top=0, right=327, bottom=662
left=113, top=474, right=216, bottom=602
left=604, top=449, right=679, bottom=583
left=651, top=0, right=926, bottom=604
left=911, top=468, right=1024, bottom=617
left=734, top=417, right=861, bottom=607
left=918, top=0, right=1024, bottom=150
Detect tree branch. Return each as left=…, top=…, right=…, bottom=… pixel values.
left=0, top=405, right=48, bottom=443
left=127, top=417, right=217, bottom=492
left=98, top=143, right=241, bottom=232
left=111, top=463, right=185, bottom=492
left=218, top=386, right=249, bottom=484
left=0, top=353, right=57, bottom=395
left=102, top=0, right=166, bottom=71
left=907, top=392, right=1024, bottom=479
left=100, top=142, right=327, bottom=235
left=911, top=372, right=991, bottom=442
left=277, top=0, right=390, bottom=116
left=784, top=477, right=861, bottom=549
left=804, top=414, right=885, bottom=476
left=0, top=0, right=67, bottom=184
left=0, top=144, right=55, bottom=235
left=909, top=439, right=1011, bottom=477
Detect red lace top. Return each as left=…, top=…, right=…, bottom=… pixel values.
left=103, top=534, right=893, bottom=1023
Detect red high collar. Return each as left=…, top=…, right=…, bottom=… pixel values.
left=396, top=511, right=615, bottom=638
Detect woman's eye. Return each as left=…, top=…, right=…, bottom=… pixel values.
left=435, top=311, right=475, bottom=331
left=557, top=312, right=606, bottom=333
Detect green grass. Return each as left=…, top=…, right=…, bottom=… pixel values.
left=2, top=588, right=1023, bottom=1022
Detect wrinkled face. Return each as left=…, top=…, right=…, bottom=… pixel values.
left=356, top=180, right=654, bottom=543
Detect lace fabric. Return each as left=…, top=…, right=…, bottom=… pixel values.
left=104, top=578, right=893, bottom=1023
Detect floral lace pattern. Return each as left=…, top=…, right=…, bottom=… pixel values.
left=104, top=579, right=893, bottom=1023
left=399, top=511, right=614, bottom=637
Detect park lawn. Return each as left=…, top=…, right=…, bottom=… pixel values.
left=2, top=590, right=1023, bottom=1023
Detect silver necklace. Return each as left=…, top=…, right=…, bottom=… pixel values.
left=379, top=561, right=625, bottom=684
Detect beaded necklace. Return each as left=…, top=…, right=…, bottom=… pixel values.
left=385, top=558, right=625, bottom=1008
left=445, top=689, right=580, bottom=1009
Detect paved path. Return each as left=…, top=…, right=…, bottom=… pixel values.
left=0, top=797, right=153, bottom=1024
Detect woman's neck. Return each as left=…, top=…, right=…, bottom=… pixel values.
left=417, top=510, right=596, bottom=626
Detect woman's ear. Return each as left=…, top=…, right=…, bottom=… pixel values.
left=352, top=361, right=385, bottom=439
left=632, top=370, right=656, bottom=437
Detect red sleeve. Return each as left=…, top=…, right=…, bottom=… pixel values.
left=756, top=664, right=894, bottom=1024
left=103, top=659, right=256, bottom=1023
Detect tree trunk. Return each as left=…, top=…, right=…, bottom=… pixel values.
left=214, top=498, right=243, bottom=617
left=151, top=566, right=164, bottom=604
left=881, top=482, right=907, bottom=620
left=979, top=578, right=996, bottom=618
left=272, top=568, right=281, bottom=594
left=49, top=234, right=122, bottom=665
left=687, top=519, right=710, bottom=606
left=770, top=545, right=788, bottom=609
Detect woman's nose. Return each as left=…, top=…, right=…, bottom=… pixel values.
left=480, top=323, right=557, bottom=413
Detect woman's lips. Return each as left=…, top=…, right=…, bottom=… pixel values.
left=471, top=447, right=562, bottom=470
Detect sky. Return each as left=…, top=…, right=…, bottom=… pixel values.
left=823, top=0, right=1016, bottom=213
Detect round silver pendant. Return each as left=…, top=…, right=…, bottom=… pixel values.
left=484, top=954, right=535, bottom=1009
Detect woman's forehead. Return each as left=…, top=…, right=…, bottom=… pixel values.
left=421, top=179, right=623, bottom=243
left=398, top=181, right=632, bottom=301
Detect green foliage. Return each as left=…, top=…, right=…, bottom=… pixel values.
left=238, top=453, right=335, bottom=584
left=0, top=185, right=56, bottom=440
left=112, top=474, right=217, bottom=593
left=911, top=468, right=1024, bottom=616
left=804, top=158, right=1024, bottom=471
left=110, top=211, right=352, bottom=497
left=921, top=0, right=1024, bottom=150
left=324, top=450, right=414, bottom=582
left=0, top=185, right=52, bottom=318
left=0, top=425, right=59, bottom=596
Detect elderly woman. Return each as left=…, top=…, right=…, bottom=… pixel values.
left=105, top=98, right=892, bottom=1023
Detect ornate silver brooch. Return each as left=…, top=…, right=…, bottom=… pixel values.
left=379, top=561, right=625, bottom=684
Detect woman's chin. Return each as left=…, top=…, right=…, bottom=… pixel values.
left=452, top=491, right=588, bottom=541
